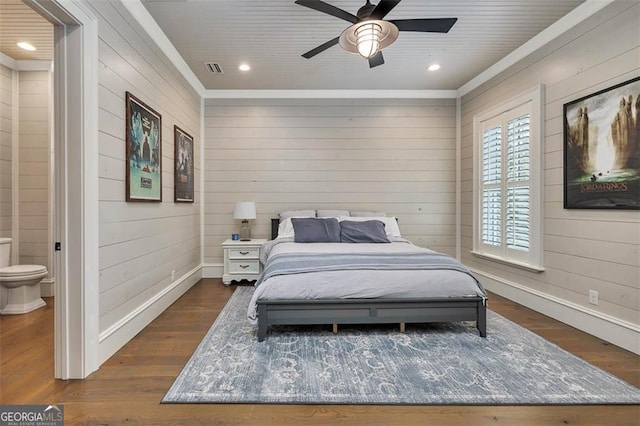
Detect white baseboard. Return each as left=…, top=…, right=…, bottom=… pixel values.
left=97, top=265, right=203, bottom=365
left=471, top=268, right=640, bottom=355
left=40, top=278, right=55, bottom=297
left=202, top=263, right=223, bottom=278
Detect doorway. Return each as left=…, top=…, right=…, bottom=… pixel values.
left=25, top=0, right=100, bottom=379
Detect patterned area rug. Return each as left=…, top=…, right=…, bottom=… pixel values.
left=163, top=286, right=640, bottom=404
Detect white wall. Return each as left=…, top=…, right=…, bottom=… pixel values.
left=82, top=1, right=201, bottom=360
left=17, top=70, right=50, bottom=270
left=0, top=64, right=12, bottom=241
left=203, top=98, right=457, bottom=268
left=460, top=2, right=639, bottom=352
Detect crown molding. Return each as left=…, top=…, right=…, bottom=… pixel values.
left=16, top=60, right=52, bottom=71
left=0, top=53, right=16, bottom=69
left=203, top=89, right=458, bottom=99
left=0, top=52, right=51, bottom=71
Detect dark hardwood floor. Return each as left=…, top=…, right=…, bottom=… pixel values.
left=1, top=278, right=638, bottom=425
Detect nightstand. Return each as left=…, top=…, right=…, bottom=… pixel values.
left=222, top=239, right=267, bottom=285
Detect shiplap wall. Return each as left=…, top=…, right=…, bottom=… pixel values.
left=0, top=64, right=11, bottom=240
left=203, top=98, right=457, bottom=265
left=460, top=3, right=639, bottom=326
left=17, top=70, right=49, bottom=269
left=84, top=1, right=201, bottom=336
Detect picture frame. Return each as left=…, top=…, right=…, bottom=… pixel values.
left=174, top=125, right=195, bottom=203
left=126, top=91, right=162, bottom=202
left=563, top=76, right=640, bottom=209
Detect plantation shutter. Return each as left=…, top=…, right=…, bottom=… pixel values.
left=482, top=125, right=502, bottom=247
left=506, top=114, right=531, bottom=253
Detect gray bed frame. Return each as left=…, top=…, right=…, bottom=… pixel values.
left=255, top=218, right=487, bottom=341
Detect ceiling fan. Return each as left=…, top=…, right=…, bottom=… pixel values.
left=295, top=0, right=457, bottom=68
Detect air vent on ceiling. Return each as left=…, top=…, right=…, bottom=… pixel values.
left=205, top=62, right=224, bottom=74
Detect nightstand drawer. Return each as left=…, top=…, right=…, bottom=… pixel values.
left=228, top=247, right=260, bottom=259
left=228, top=259, right=260, bottom=274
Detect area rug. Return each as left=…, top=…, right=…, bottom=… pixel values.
left=163, top=286, right=640, bottom=404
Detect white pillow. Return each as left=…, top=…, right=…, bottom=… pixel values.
left=338, top=216, right=401, bottom=238
left=350, top=211, right=386, bottom=217
left=276, top=217, right=296, bottom=238
left=317, top=209, right=350, bottom=218
left=279, top=210, right=316, bottom=220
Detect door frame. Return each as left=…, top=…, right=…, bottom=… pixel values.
left=25, top=0, right=99, bottom=379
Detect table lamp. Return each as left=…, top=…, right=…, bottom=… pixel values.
left=233, top=202, right=256, bottom=241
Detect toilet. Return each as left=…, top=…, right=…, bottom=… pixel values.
left=0, top=238, right=47, bottom=315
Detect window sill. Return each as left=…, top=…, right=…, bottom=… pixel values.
left=470, top=251, right=545, bottom=273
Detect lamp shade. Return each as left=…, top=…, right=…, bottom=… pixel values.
left=233, top=202, right=256, bottom=220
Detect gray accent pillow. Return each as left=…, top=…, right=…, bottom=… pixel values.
left=291, top=217, right=341, bottom=243
left=340, top=220, right=390, bottom=243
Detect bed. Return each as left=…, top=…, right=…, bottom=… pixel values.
left=249, top=213, right=487, bottom=341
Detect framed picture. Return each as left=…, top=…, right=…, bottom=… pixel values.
left=563, top=76, right=640, bottom=209
left=174, top=126, right=194, bottom=203
left=126, top=91, right=162, bottom=202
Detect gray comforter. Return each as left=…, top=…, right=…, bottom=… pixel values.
left=247, top=238, right=486, bottom=323
left=257, top=250, right=480, bottom=286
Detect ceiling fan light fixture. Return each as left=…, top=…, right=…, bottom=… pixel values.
left=355, top=22, right=381, bottom=58
left=339, top=20, right=398, bottom=59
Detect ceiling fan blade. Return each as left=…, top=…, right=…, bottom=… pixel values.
left=368, top=51, right=385, bottom=68
left=370, top=0, right=401, bottom=20
left=301, top=36, right=340, bottom=59
left=295, top=0, right=358, bottom=24
left=390, top=18, right=457, bottom=33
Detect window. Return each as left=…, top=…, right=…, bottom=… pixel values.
left=472, top=86, right=544, bottom=271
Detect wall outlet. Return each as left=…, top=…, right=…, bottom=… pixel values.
left=588, top=290, right=599, bottom=306
left=171, top=270, right=176, bottom=282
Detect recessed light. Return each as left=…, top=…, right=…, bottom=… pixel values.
left=427, top=64, right=441, bottom=71
left=238, top=63, right=251, bottom=72
left=17, top=42, right=36, bottom=51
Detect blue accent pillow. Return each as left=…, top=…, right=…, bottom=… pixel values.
left=291, top=218, right=341, bottom=243
left=340, top=220, right=390, bottom=243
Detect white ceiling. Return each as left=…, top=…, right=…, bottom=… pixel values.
left=0, top=0, right=587, bottom=91
left=0, top=0, right=52, bottom=61
left=141, top=0, right=586, bottom=90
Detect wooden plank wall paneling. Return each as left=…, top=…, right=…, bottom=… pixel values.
left=203, top=98, right=457, bottom=264
left=17, top=70, right=49, bottom=269
left=0, top=64, right=12, bottom=240
left=85, top=1, right=202, bottom=334
left=460, top=3, right=640, bottom=325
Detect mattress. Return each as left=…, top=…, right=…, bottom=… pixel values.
left=247, top=238, right=486, bottom=323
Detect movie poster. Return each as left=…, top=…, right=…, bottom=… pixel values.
left=174, top=126, right=194, bottom=203
left=126, top=92, right=162, bottom=201
left=564, top=77, right=640, bottom=209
